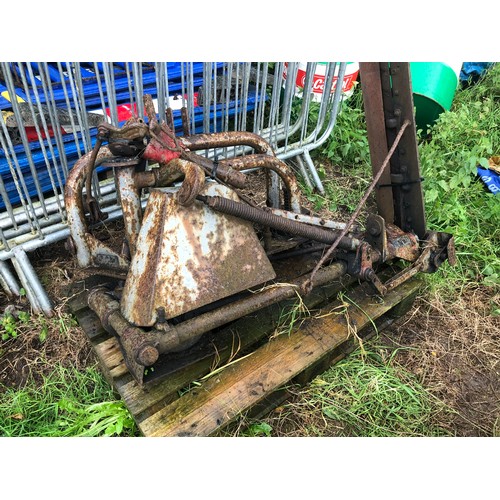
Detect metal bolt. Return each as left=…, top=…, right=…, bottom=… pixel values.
left=386, top=118, right=397, bottom=128
left=136, top=344, right=160, bottom=367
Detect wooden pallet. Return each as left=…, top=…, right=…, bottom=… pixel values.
left=66, top=273, right=421, bottom=436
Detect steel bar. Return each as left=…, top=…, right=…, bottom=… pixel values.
left=359, top=62, right=395, bottom=223
left=125, top=63, right=136, bottom=116
left=0, top=173, right=15, bottom=228
left=0, top=120, right=43, bottom=237
left=202, top=63, right=211, bottom=135
left=39, top=62, right=70, bottom=178
left=264, top=207, right=359, bottom=232
left=302, top=149, right=325, bottom=194
left=155, top=62, right=167, bottom=124
left=240, top=63, right=251, bottom=133
left=0, top=227, right=9, bottom=251
left=21, top=63, right=65, bottom=218
left=93, top=62, right=109, bottom=122
left=10, top=254, right=41, bottom=313
left=73, top=63, right=93, bottom=151
left=65, top=63, right=91, bottom=153
left=294, top=154, right=313, bottom=189
left=102, top=63, right=119, bottom=126
left=11, top=247, right=53, bottom=315
left=55, top=62, right=83, bottom=158
left=0, top=127, right=28, bottom=230
left=1, top=62, right=49, bottom=216
left=0, top=259, right=21, bottom=296
left=134, top=63, right=145, bottom=120
left=187, top=62, right=196, bottom=136
left=157, top=261, right=348, bottom=356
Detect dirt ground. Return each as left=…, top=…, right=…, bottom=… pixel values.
left=0, top=170, right=498, bottom=437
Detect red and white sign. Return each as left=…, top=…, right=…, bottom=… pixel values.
left=283, top=63, right=359, bottom=101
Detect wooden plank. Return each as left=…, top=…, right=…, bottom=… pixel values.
left=66, top=271, right=353, bottom=423
left=93, top=337, right=129, bottom=380
left=138, top=277, right=422, bottom=436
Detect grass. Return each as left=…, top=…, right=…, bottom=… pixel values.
left=281, top=344, right=453, bottom=437
left=0, top=364, right=137, bottom=437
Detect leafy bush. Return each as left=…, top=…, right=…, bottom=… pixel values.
left=419, top=64, right=500, bottom=289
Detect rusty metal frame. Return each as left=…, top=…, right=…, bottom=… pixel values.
left=360, top=62, right=426, bottom=238
left=1, top=61, right=455, bottom=381
left=68, top=84, right=455, bottom=385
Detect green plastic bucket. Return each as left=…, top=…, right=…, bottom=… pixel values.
left=410, top=62, right=461, bottom=132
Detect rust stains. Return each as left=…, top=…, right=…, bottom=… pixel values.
left=120, top=184, right=276, bottom=327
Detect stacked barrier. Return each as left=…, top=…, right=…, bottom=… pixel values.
left=0, top=62, right=348, bottom=312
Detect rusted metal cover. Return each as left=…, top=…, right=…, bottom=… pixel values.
left=120, top=183, right=276, bottom=326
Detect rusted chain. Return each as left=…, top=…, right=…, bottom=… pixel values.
left=303, top=119, right=411, bottom=293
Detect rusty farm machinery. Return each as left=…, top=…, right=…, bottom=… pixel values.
left=63, top=63, right=455, bottom=435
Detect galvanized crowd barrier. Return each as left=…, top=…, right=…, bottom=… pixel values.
left=0, top=62, right=348, bottom=313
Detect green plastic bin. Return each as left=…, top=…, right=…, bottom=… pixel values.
left=410, top=62, right=461, bottom=132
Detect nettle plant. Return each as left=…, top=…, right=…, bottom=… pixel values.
left=1, top=311, right=30, bottom=341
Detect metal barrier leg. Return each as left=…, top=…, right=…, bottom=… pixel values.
left=0, top=259, right=21, bottom=297
left=302, top=149, right=325, bottom=194
left=11, top=248, right=53, bottom=316
left=294, top=154, right=314, bottom=190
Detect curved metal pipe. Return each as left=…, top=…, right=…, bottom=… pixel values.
left=135, top=159, right=207, bottom=206
left=158, top=159, right=206, bottom=206
left=180, top=131, right=275, bottom=156
left=64, top=146, right=115, bottom=267
left=218, top=155, right=302, bottom=213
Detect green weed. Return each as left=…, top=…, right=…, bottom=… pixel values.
left=0, top=365, right=138, bottom=437
left=241, top=422, right=273, bottom=437
left=1, top=314, right=19, bottom=341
